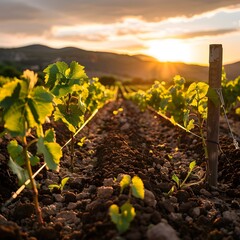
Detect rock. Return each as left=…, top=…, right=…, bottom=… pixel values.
left=161, top=200, right=175, bottom=213
left=150, top=211, right=162, bottom=224
left=67, top=202, right=78, bottom=210
left=144, top=189, right=157, bottom=208
left=76, top=191, right=90, bottom=200
left=55, top=210, right=79, bottom=224
left=189, top=207, right=201, bottom=218
left=13, top=203, right=35, bottom=220
left=41, top=195, right=54, bottom=205
left=64, top=191, right=76, bottom=203
left=120, top=122, right=130, bottom=131
left=222, top=210, right=239, bottom=222
left=97, top=186, right=113, bottom=199
left=41, top=205, right=57, bottom=219
left=231, top=200, right=240, bottom=209
left=0, top=221, right=22, bottom=240
left=147, top=221, right=179, bottom=240
left=158, top=182, right=172, bottom=192
left=179, top=201, right=197, bottom=213
left=199, top=188, right=212, bottom=197
left=175, top=190, right=190, bottom=203
left=35, top=226, right=58, bottom=240
left=53, top=194, right=64, bottom=202
left=103, top=178, right=115, bottom=187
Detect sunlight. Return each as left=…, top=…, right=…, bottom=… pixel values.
left=145, top=39, right=192, bottom=63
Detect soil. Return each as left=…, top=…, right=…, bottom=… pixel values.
left=0, top=96, right=240, bottom=240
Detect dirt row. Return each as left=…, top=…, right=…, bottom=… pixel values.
left=0, top=97, right=240, bottom=240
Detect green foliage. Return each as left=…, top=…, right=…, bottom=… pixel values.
left=109, top=202, right=136, bottom=234
left=0, top=70, right=54, bottom=137
left=48, top=177, right=69, bottom=192
left=169, top=160, right=197, bottom=194
left=221, top=71, right=240, bottom=113
left=0, top=69, right=63, bottom=224
left=109, top=175, right=144, bottom=234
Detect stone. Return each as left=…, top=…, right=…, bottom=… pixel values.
left=13, top=203, right=35, bottom=220
left=175, top=190, right=190, bottom=203
left=103, top=178, right=115, bottom=187
left=55, top=210, right=79, bottom=224
left=64, top=191, right=76, bottom=203
left=0, top=221, right=22, bottom=240
left=53, top=194, right=64, bottom=202
left=147, top=221, right=180, bottom=240
left=144, top=189, right=157, bottom=208
left=97, top=186, right=113, bottom=199
left=222, top=210, right=239, bottom=222
left=199, top=188, right=212, bottom=197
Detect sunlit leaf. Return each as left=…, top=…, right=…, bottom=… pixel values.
left=37, top=129, right=62, bottom=171
left=121, top=202, right=136, bottom=223
left=60, top=177, right=69, bottom=191
left=120, top=175, right=131, bottom=193
left=189, top=160, right=196, bottom=171
left=172, top=174, right=180, bottom=188
left=131, top=176, right=144, bottom=199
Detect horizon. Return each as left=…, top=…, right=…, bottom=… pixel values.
left=1, top=1, right=240, bottom=65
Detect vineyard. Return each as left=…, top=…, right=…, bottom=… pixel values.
left=0, top=54, right=240, bottom=240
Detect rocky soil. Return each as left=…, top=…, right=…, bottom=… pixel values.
left=0, top=97, right=240, bottom=240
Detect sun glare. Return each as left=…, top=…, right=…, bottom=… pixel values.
left=145, top=39, right=192, bottom=63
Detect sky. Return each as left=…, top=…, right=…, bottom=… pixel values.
left=0, top=0, right=240, bottom=65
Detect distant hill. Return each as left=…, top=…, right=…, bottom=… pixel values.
left=0, top=44, right=239, bottom=83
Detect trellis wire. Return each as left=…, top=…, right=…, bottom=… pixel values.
left=215, top=88, right=239, bottom=150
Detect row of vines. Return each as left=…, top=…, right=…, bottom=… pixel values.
left=125, top=72, right=240, bottom=144
left=0, top=61, right=117, bottom=224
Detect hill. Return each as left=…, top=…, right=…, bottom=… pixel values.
left=0, top=44, right=239, bottom=83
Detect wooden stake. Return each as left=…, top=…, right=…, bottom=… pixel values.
left=207, top=44, right=222, bottom=187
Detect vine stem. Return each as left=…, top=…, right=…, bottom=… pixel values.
left=22, top=136, right=43, bottom=225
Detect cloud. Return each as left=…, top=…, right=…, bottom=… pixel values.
left=2, top=0, right=240, bottom=24
left=166, top=28, right=240, bottom=39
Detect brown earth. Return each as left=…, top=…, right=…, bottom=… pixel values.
left=0, top=97, right=240, bottom=240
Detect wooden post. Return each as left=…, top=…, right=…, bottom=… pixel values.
left=207, top=44, right=222, bottom=187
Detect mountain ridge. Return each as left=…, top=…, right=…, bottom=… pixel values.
left=0, top=44, right=239, bottom=82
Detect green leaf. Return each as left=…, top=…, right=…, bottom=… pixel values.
left=44, top=128, right=56, bottom=142
left=0, top=80, right=21, bottom=105
left=68, top=61, right=87, bottom=80
left=131, top=176, right=144, bottom=199
left=54, top=104, right=85, bottom=133
left=29, top=155, right=40, bottom=166
left=109, top=202, right=136, bottom=234
left=22, top=70, right=38, bottom=90
left=109, top=204, right=120, bottom=224
left=31, top=86, right=54, bottom=123
left=3, top=100, right=26, bottom=137
left=8, top=157, right=29, bottom=186
left=37, top=129, right=62, bottom=171
left=186, top=119, right=195, bottom=131
left=189, top=160, right=196, bottom=172
left=48, top=184, right=61, bottom=191
left=7, top=140, right=24, bottom=166
left=121, top=202, right=136, bottom=223
left=172, top=174, right=180, bottom=188
left=120, top=175, right=131, bottom=193
left=60, top=177, right=69, bottom=191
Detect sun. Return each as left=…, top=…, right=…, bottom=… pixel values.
left=145, top=39, right=192, bottom=63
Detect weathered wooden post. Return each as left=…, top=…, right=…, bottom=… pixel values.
left=207, top=44, right=222, bottom=187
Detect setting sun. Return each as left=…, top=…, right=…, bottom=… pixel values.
left=145, top=39, right=192, bottom=63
